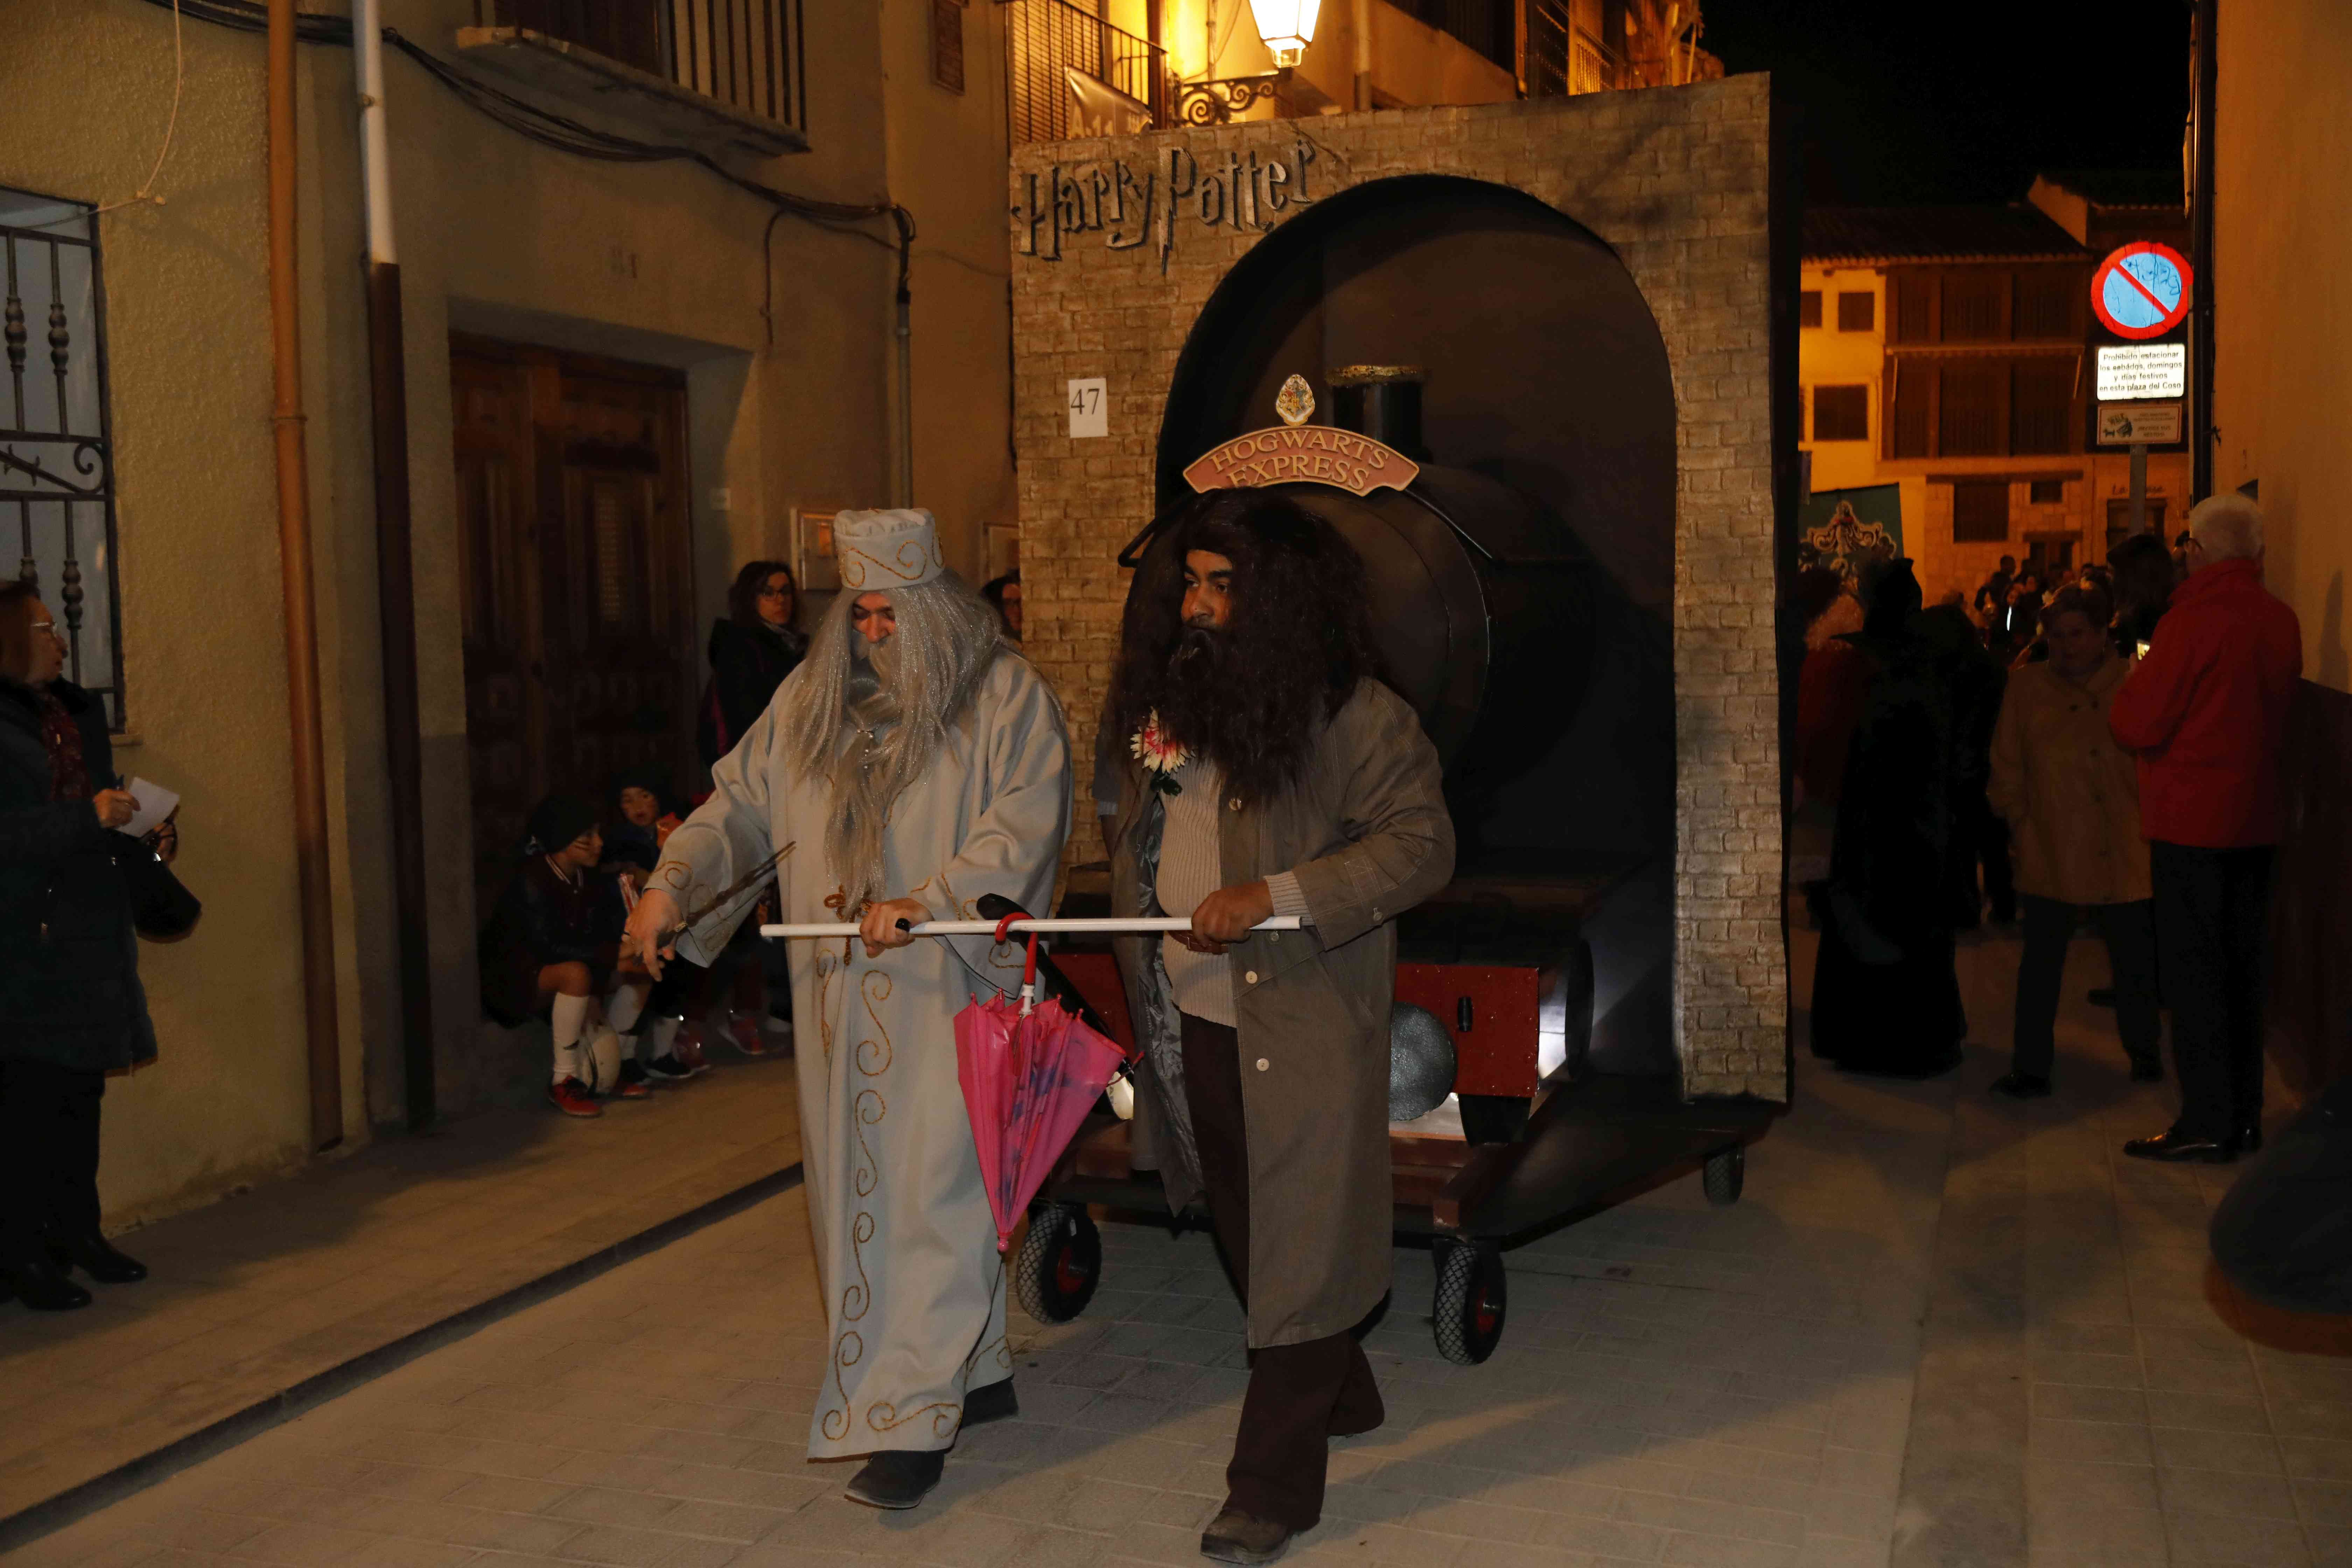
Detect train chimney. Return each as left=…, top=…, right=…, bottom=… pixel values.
left=1328, top=365, right=1428, bottom=461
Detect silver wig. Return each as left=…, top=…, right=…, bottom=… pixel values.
left=773, top=570, right=1006, bottom=911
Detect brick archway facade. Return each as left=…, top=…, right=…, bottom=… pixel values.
left=1011, top=77, right=1790, bottom=1099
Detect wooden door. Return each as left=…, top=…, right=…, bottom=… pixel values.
left=451, top=337, right=694, bottom=918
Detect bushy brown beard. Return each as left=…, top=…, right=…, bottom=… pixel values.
left=1152, top=628, right=1236, bottom=765
left=1105, top=488, right=1379, bottom=807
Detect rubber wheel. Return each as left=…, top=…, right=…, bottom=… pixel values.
left=1432, top=1239, right=1506, bottom=1365
left=1014, top=1204, right=1101, bottom=1324
left=1703, top=1145, right=1745, bottom=1206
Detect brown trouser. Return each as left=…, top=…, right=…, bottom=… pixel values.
left=1180, top=1012, right=1383, bottom=1531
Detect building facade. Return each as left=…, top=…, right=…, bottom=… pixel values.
left=1800, top=200, right=2191, bottom=608
left=1, top=0, right=1016, bottom=1222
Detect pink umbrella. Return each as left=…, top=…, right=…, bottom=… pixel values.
left=955, top=911, right=1132, bottom=1250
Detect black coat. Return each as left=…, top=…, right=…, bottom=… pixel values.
left=0, top=679, right=156, bottom=1071
left=478, top=856, right=624, bottom=1026
left=698, top=619, right=806, bottom=769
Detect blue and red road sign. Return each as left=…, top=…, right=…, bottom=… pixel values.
left=2092, top=242, right=2193, bottom=341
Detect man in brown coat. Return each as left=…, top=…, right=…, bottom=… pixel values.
left=1102, top=488, right=1454, bottom=1564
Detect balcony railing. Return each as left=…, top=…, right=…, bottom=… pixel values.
left=1004, top=0, right=1172, bottom=145
left=475, top=0, right=803, bottom=136
left=1524, top=0, right=1624, bottom=97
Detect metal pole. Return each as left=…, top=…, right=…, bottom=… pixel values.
left=268, top=0, right=344, bottom=1151
left=2191, top=0, right=2218, bottom=500
left=760, top=916, right=1306, bottom=939
left=357, top=0, right=436, bottom=1130
left=2130, top=441, right=2148, bottom=536
left=894, top=280, right=914, bottom=507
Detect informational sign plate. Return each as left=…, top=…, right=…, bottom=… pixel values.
left=2097, top=400, right=2183, bottom=446
left=1066, top=377, right=1107, bottom=438
left=2096, top=343, right=2187, bottom=401
left=2091, top=242, right=2192, bottom=340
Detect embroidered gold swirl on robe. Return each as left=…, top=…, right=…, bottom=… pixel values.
left=822, top=1329, right=864, bottom=1441
left=857, top=970, right=895, bottom=1076
left=867, top=1399, right=962, bottom=1440
left=852, top=1088, right=884, bottom=1198
left=814, top=949, right=840, bottom=1063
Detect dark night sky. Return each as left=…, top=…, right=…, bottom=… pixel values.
left=1703, top=1, right=2193, bottom=205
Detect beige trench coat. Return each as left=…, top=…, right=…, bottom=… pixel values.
left=1106, top=679, right=1454, bottom=1349
left=1987, top=657, right=2151, bottom=906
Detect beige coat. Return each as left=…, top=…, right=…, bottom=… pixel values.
left=1107, top=679, right=1454, bottom=1349
left=1988, top=657, right=2151, bottom=906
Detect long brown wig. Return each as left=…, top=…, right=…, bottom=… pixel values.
left=1104, top=487, right=1377, bottom=806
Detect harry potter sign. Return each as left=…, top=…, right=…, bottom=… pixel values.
left=1013, top=139, right=1321, bottom=271
left=1183, top=424, right=1420, bottom=497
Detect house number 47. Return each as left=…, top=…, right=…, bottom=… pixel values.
left=1067, top=377, right=1107, bottom=439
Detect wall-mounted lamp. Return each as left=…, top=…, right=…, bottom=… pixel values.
left=1180, top=0, right=1322, bottom=123
left=1248, top=0, right=1322, bottom=69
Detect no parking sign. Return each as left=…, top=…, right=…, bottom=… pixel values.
left=2092, top=242, right=2193, bottom=340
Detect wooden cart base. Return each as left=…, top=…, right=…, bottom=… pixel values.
left=1023, top=1072, right=1781, bottom=1364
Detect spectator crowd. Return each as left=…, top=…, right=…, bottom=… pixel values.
left=1795, top=493, right=2303, bottom=1163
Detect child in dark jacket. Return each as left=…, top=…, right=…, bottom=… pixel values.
left=480, top=794, right=695, bottom=1116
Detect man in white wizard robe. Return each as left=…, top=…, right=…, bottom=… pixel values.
left=623, top=508, right=1072, bottom=1508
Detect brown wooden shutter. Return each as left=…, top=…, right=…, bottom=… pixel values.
left=1890, top=361, right=1933, bottom=457
left=1836, top=292, right=1875, bottom=332
left=1953, top=480, right=2010, bottom=542
left=1939, top=360, right=2008, bottom=455
left=1813, top=385, right=1869, bottom=441
left=1891, top=274, right=1935, bottom=343
left=1940, top=271, right=2009, bottom=342
left=2014, top=267, right=2074, bottom=340
left=2012, top=359, right=2075, bottom=455
left=1800, top=290, right=1823, bottom=329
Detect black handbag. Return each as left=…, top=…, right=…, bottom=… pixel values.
left=110, top=831, right=202, bottom=940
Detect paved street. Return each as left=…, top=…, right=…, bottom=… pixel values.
left=0, top=1050, right=800, bottom=1533
left=9, top=926, right=2351, bottom=1568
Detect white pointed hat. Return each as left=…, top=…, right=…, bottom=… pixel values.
left=832, top=507, right=946, bottom=592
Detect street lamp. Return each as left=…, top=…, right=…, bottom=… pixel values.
left=1248, top=0, right=1321, bottom=69
left=1179, top=0, right=1322, bottom=123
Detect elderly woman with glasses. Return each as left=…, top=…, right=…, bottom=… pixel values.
left=0, top=580, right=158, bottom=1310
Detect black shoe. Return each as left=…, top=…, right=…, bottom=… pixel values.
left=3, top=1256, right=93, bottom=1311
left=1201, top=1507, right=1296, bottom=1565
left=2128, top=1055, right=2164, bottom=1083
left=1990, top=1071, right=2051, bottom=1100
left=644, top=1053, right=697, bottom=1083
left=961, top=1378, right=1018, bottom=1429
left=844, top=1448, right=945, bottom=1509
left=2122, top=1127, right=2238, bottom=1164
left=2239, top=1125, right=2264, bottom=1156
left=48, top=1234, right=147, bottom=1284
left=2088, top=987, right=2118, bottom=1008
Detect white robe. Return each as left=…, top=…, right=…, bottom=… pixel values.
left=654, top=653, right=1072, bottom=1457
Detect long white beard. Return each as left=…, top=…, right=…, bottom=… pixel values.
left=775, top=574, right=1004, bottom=911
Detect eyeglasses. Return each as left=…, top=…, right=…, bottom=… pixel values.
left=28, top=621, right=59, bottom=639
left=757, top=585, right=792, bottom=599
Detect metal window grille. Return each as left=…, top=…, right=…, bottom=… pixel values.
left=1525, top=1, right=1624, bottom=96
left=1004, top=0, right=1170, bottom=146
left=0, top=188, right=125, bottom=728
left=481, top=0, right=805, bottom=132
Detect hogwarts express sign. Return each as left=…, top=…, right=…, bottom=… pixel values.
left=1183, top=425, right=1420, bottom=496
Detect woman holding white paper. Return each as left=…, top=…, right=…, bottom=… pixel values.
left=0, top=581, right=158, bottom=1311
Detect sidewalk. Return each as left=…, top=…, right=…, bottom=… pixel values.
left=0, top=1048, right=802, bottom=1544
left=10, top=925, right=2352, bottom=1567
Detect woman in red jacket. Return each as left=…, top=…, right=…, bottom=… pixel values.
left=2107, top=493, right=2303, bottom=1163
